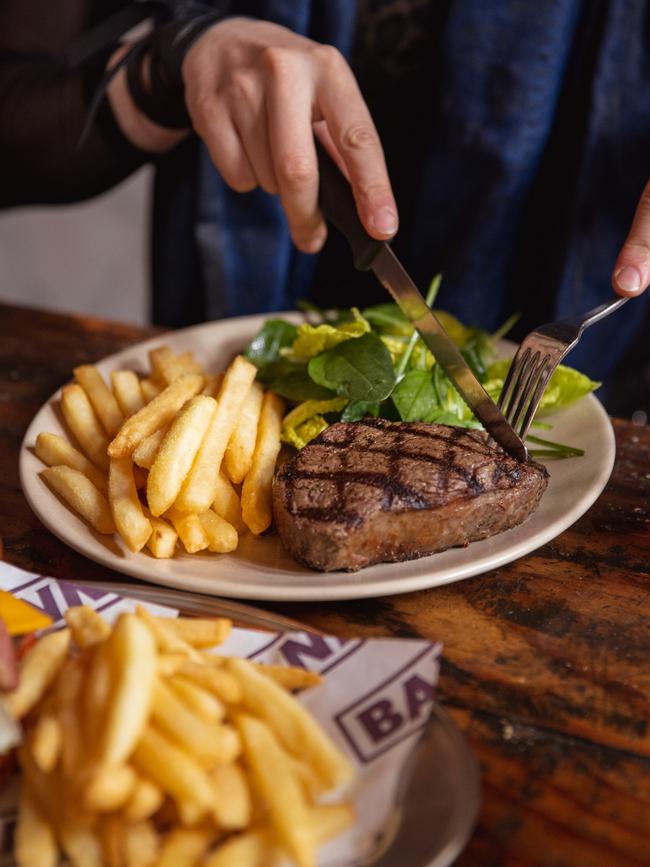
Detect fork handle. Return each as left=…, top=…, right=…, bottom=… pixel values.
left=568, top=296, right=629, bottom=331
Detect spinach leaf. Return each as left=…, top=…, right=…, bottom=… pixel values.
left=341, top=400, right=380, bottom=422
left=244, top=320, right=297, bottom=369
left=270, top=369, right=335, bottom=401
left=391, top=369, right=440, bottom=422
left=254, top=358, right=296, bottom=386
left=307, top=333, right=396, bottom=402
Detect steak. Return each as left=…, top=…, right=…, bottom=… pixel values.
left=273, top=419, right=549, bottom=572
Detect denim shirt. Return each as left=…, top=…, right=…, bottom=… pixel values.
left=152, top=0, right=650, bottom=382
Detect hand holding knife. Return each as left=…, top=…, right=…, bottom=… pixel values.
left=315, top=141, right=528, bottom=462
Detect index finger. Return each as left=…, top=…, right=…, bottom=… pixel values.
left=316, top=49, right=398, bottom=240
left=612, top=178, right=650, bottom=297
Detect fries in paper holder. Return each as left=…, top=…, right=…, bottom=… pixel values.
left=4, top=604, right=354, bottom=867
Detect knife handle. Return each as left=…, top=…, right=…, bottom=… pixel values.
left=315, top=140, right=384, bottom=271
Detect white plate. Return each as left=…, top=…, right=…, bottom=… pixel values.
left=19, top=313, right=616, bottom=602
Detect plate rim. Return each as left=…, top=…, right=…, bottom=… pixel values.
left=19, top=313, right=616, bottom=602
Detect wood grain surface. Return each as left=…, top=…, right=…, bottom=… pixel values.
left=1, top=301, right=649, bottom=867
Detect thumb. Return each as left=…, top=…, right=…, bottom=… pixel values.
left=612, top=179, right=650, bottom=297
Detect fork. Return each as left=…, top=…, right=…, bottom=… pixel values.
left=497, top=296, right=629, bottom=442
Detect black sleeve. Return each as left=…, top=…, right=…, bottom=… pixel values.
left=0, top=0, right=151, bottom=207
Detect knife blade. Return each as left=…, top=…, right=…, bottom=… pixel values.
left=315, top=142, right=528, bottom=462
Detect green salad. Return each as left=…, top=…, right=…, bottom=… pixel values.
left=244, top=277, right=599, bottom=459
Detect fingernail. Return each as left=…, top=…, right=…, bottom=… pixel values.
left=370, top=207, right=398, bottom=236
left=614, top=265, right=641, bottom=294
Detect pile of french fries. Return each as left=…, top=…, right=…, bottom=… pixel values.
left=35, top=346, right=285, bottom=558
left=6, top=607, right=354, bottom=867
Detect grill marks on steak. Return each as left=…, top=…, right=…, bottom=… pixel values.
left=273, top=419, right=549, bottom=572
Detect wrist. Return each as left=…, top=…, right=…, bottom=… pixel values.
left=106, top=45, right=187, bottom=154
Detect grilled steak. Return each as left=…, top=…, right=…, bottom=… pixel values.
left=273, top=419, right=549, bottom=572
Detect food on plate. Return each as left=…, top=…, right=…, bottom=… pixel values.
left=40, top=465, right=116, bottom=535
left=244, top=280, right=599, bottom=459
left=274, top=418, right=549, bottom=571
left=35, top=348, right=282, bottom=560
left=174, top=355, right=259, bottom=514
left=32, top=289, right=598, bottom=573
left=60, top=383, right=110, bottom=471
left=241, top=391, right=285, bottom=535
left=73, top=364, right=124, bottom=437
left=4, top=605, right=354, bottom=867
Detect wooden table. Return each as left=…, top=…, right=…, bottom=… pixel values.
left=2, top=301, right=649, bottom=867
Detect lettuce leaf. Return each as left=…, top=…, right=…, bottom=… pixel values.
left=286, top=307, right=370, bottom=360
left=485, top=359, right=600, bottom=414
left=280, top=397, right=348, bottom=449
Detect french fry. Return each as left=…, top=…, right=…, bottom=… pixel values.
left=108, top=373, right=203, bottom=459
left=227, top=658, right=353, bottom=789
left=99, top=815, right=125, bottom=867
left=237, top=713, right=314, bottom=867
left=74, top=364, right=123, bottom=437
left=132, top=426, right=168, bottom=470
left=131, top=726, right=215, bottom=821
left=249, top=662, right=322, bottom=692
left=83, top=641, right=112, bottom=749
left=111, top=369, right=145, bottom=417
left=148, top=346, right=174, bottom=378
left=202, top=831, right=267, bottom=867
left=41, top=466, right=115, bottom=534
left=35, top=431, right=107, bottom=494
left=140, top=377, right=162, bottom=403
left=154, top=828, right=214, bottom=867
left=59, top=822, right=104, bottom=867
left=65, top=605, right=111, bottom=647
left=150, top=678, right=240, bottom=765
left=7, top=628, right=70, bottom=719
left=179, top=660, right=242, bottom=704
left=85, top=763, right=136, bottom=812
left=61, top=383, right=110, bottom=471
left=97, top=613, right=157, bottom=765
left=15, top=782, right=58, bottom=867
left=123, top=778, right=164, bottom=822
left=124, top=819, right=159, bottom=867
left=212, top=471, right=246, bottom=533
left=152, top=616, right=231, bottom=648
left=211, top=762, right=251, bottom=829
left=109, top=456, right=152, bottom=552
left=198, top=509, right=238, bottom=554
left=168, top=675, right=226, bottom=723
left=157, top=653, right=188, bottom=677
left=149, top=346, right=203, bottom=386
left=55, top=656, right=87, bottom=780
left=147, top=395, right=217, bottom=517
left=224, top=381, right=264, bottom=484
left=31, top=714, right=62, bottom=773
left=200, top=654, right=321, bottom=690
left=135, top=606, right=202, bottom=661
left=144, top=510, right=178, bottom=559
left=174, top=356, right=257, bottom=514
left=241, top=391, right=285, bottom=534
left=166, top=507, right=209, bottom=554
left=286, top=753, right=327, bottom=801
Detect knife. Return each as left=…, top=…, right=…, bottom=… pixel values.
left=315, top=142, right=528, bottom=462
